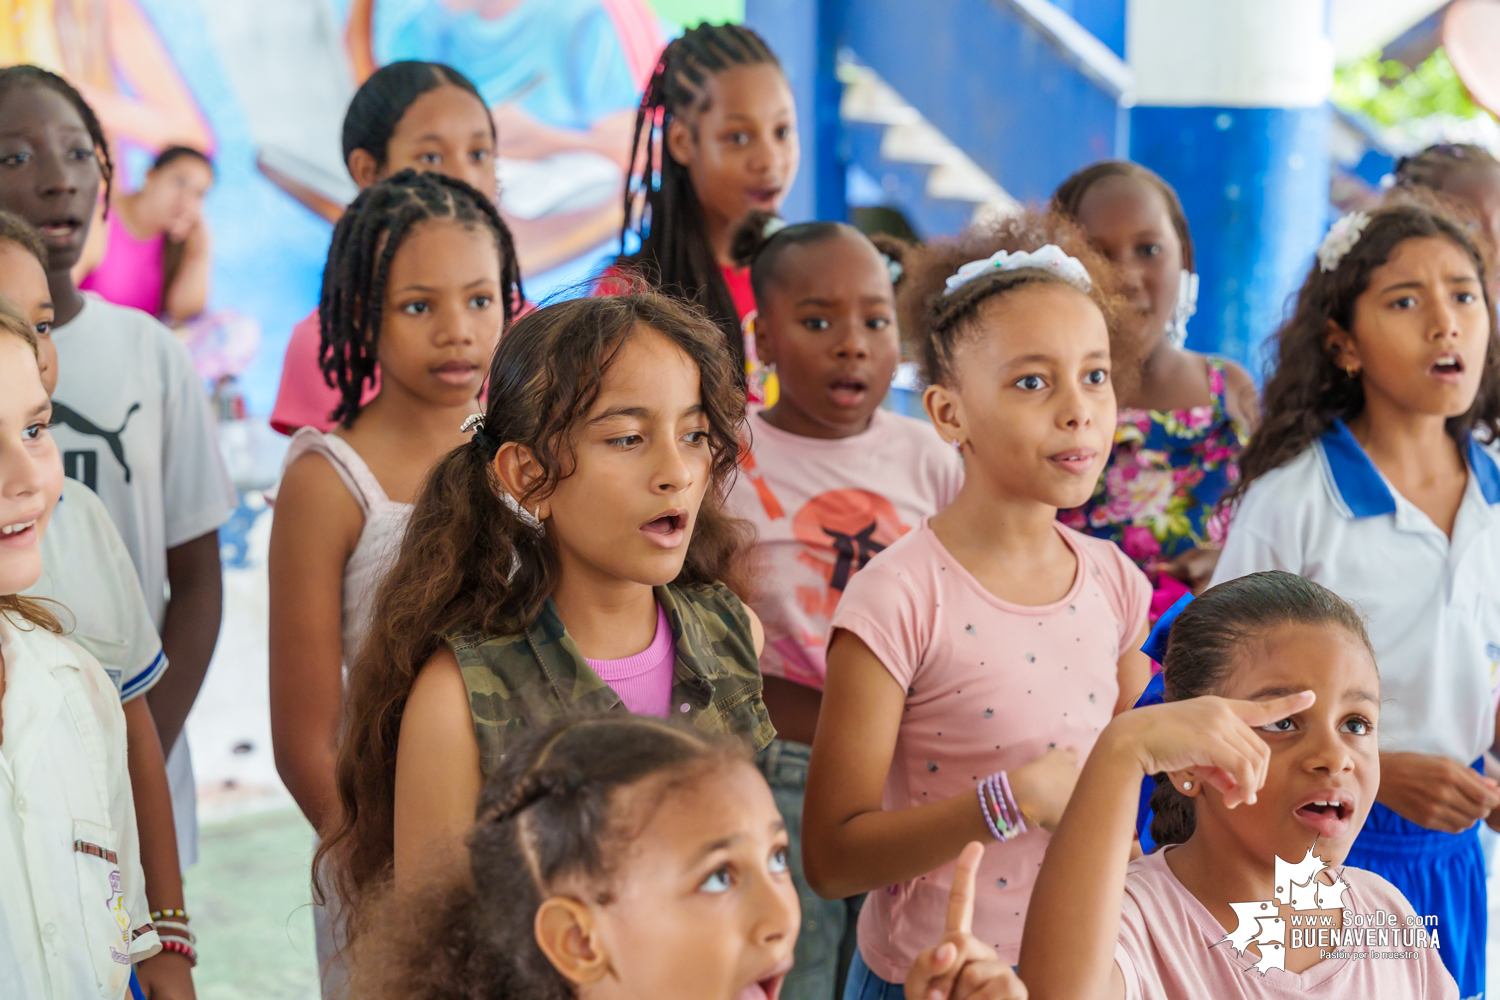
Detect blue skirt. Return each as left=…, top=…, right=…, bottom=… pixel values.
left=1344, top=798, right=1486, bottom=999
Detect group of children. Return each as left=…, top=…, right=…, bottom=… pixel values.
left=5, top=18, right=1500, bottom=1000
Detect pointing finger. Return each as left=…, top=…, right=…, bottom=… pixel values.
left=946, top=841, right=984, bottom=935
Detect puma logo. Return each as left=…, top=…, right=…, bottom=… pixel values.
left=52, top=401, right=140, bottom=483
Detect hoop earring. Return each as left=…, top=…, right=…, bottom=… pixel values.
left=1346, top=365, right=1359, bottom=379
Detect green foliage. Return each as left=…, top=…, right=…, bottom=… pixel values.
left=1332, top=48, right=1483, bottom=126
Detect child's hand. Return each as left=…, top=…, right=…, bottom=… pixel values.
left=905, top=842, right=1027, bottom=1000
left=1113, top=691, right=1316, bottom=808
left=1008, top=748, right=1079, bottom=832
left=1151, top=546, right=1221, bottom=594
left=1380, top=751, right=1500, bottom=833
left=135, top=949, right=196, bottom=1000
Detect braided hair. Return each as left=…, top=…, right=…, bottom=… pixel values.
left=618, top=22, right=782, bottom=369
left=1147, top=572, right=1374, bottom=847
left=319, top=168, right=522, bottom=427
left=0, top=65, right=114, bottom=214
left=343, top=715, right=744, bottom=1000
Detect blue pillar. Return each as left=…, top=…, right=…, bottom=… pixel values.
left=1127, top=0, right=1332, bottom=377
left=744, top=0, right=847, bottom=223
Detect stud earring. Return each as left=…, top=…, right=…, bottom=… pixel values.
left=1182, top=781, right=1193, bottom=791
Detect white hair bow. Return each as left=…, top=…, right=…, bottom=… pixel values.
left=944, top=245, right=1093, bottom=296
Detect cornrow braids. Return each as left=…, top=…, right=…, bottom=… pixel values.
left=618, top=22, right=781, bottom=371
left=0, top=66, right=114, bottom=213
left=1053, top=160, right=1195, bottom=271
left=318, top=168, right=523, bottom=427
left=1394, top=143, right=1500, bottom=192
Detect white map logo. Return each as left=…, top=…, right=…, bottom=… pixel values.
left=1217, top=841, right=1350, bottom=975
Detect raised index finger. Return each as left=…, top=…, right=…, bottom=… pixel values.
left=945, top=841, right=984, bottom=935
left=1231, top=690, right=1316, bottom=728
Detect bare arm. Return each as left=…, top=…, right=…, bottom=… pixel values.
left=1114, top=624, right=1152, bottom=716
left=1222, top=359, right=1260, bottom=433
left=269, top=454, right=362, bottom=835
left=802, top=630, right=1075, bottom=900
left=393, top=647, right=483, bottom=887
left=124, top=696, right=195, bottom=999
left=163, top=221, right=210, bottom=324
left=148, top=531, right=222, bottom=752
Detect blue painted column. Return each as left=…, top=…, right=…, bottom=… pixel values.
left=744, top=0, right=847, bottom=223
left=1127, top=0, right=1333, bottom=376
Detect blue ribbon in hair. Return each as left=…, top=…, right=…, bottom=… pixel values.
left=1133, top=591, right=1193, bottom=851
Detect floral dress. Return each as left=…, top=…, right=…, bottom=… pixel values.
left=1060, top=359, right=1248, bottom=620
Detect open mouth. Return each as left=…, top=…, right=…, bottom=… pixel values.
left=37, top=218, right=82, bottom=243
left=431, top=360, right=480, bottom=387
left=746, top=187, right=782, bottom=207
left=640, top=510, right=688, bottom=549
left=828, top=377, right=868, bottom=407
left=1293, top=793, right=1355, bottom=837
left=732, top=964, right=790, bottom=1000
left=1048, top=448, right=1097, bottom=474
left=0, top=518, right=38, bottom=544
left=1430, top=353, right=1466, bottom=381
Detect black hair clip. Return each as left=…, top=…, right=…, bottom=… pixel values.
left=461, top=412, right=501, bottom=457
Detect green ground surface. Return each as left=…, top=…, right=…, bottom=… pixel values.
left=184, top=808, right=321, bottom=1000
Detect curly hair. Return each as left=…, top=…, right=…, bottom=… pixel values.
left=346, top=715, right=746, bottom=1000
left=0, top=66, right=114, bottom=215
left=1148, top=571, right=1374, bottom=847
left=318, top=169, right=522, bottom=427
left=0, top=211, right=49, bottom=272
left=617, top=22, right=782, bottom=369
left=1393, top=143, right=1500, bottom=194
left=1226, top=196, right=1500, bottom=507
left=317, top=293, right=753, bottom=922
left=896, top=210, right=1135, bottom=390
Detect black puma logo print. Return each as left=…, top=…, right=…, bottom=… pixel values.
left=52, top=401, right=141, bottom=483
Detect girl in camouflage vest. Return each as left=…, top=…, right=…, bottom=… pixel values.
left=317, top=293, right=775, bottom=933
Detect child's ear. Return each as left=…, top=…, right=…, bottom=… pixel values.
left=1323, top=318, right=1361, bottom=377
left=534, top=896, right=609, bottom=985
left=493, top=442, right=551, bottom=521
left=346, top=148, right=381, bottom=190
left=665, top=116, right=698, bottom=168
left=923, top=383, right=967, bottom=453
left=748, top=311, right=775, bottom=368
left=1167, top=769, right=1202, bottom=798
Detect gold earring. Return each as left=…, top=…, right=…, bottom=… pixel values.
left=1346, top=364, right=1359, bottom=379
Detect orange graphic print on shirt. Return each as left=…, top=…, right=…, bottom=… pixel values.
left=790, top=489, right=911, bottom=616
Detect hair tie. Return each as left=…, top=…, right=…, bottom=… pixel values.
left=1316, top=212, right=1371, bottom=273
left=944, top=245, right=1092, bottom=296
left=462, top=412, right=501, bottom=457
left=762, top=216, right=788, bottom=241
left=1141, top=592, right=1193, bottom=665
left=881, top=252, right=903, bottom=286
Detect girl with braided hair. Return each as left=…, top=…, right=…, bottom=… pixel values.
left=1393, top=143, right=1500, bottom=266
left=269, top=167, right=519, bottom=995
left=606, top=22, right=798, bottom=404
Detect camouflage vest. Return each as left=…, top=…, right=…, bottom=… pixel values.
left=447, top=581, right=775, bottom=775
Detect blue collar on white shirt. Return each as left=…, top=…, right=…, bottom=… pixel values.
left=1318, top=419, right=1500, bottom=518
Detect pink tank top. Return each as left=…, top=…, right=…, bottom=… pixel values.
left=584, top=603, right=674, bottom=717
left=79, top=211, right=165, bottom=316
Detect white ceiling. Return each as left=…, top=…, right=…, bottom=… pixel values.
left=1330, top=0, right=1451, bottom=62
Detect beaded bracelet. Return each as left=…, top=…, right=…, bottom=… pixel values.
left=976, top=771, right=1028, bottom=842
left=157, top=938, right=198, bottom=966
left=154, top=921, right=195, bottom=943
left=151, top=909, right=189, bottom=922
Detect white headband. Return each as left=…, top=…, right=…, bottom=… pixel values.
left=944, top=244, right=1093, bottom=295
left=1317, top=212, right=1371, bottom=273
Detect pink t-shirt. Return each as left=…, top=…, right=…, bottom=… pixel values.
left=830, top=521, right=1150, bottom=976
left=584, top=603, right=674, bottom=718
left=725, top=409, right=963, bottom=690
left=79, top=211, right=165, bottom=316
left=1116, top=848, right=1457, bottom=999
left=269, top=308, right=380, bottom=435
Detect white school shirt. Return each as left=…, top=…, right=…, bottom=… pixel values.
left=1211, top=420, right=1500, bottom=764
left=24, top=479, right=167, bottom=703
left=48, top=295, right=236, bottom=869
left=0, top=613, right=160, bottom=1000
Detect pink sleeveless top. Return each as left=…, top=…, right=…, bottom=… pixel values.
left=79, top=211, right=166, bottom=316
left=282, top=428, right=412, bottom=666
left=583, top=603, right=674, bottom=717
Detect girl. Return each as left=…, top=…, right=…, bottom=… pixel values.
left=76, top=146, right=214, bottom=324
left=269, top=170, right=519, bottom=829
left=270, top=60, right=501, bottom=435
left=802, top=212, right=1154, bottom=995
left=2, top=215, right=195, bottom=998
left=1053, top=162, right=1258, bottom=610
left=318, top=293, right=774, bottom=928
left=346, top=715, right=1027, bottom=1000
left=1017, top=571, right=1457, bottom=998
left=1209, top=200, right=1500, bottom=998
left=0, top=65, right=236, bottom=873
left=612, top=22, right=798, bottom=403
left=0, top=301, right=162, bottom=1000
left=1394, top=143, right=1500, bottom=259
left=725, top=210, right=962, bottom=1000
